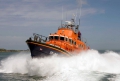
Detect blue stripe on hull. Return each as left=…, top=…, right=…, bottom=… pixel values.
left=26, top=41, right=69, bottom=57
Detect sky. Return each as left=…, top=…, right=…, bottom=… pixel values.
left=0, top=0, right=120, bottom=50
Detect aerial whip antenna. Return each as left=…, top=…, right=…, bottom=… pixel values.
left=61, top=6, right=64, bottom=27
left=78, top=0, right=82, bottom=29
left=75, top=8, right=78, bottom=25
left=62, top=6, right=63, bottom=21
left=66, top=12, right=67, bottom=21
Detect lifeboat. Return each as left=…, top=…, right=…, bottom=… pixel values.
left=26, top=18, right=90, bottom=58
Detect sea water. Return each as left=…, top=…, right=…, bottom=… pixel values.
left=0, top=50, right=120, bottom=81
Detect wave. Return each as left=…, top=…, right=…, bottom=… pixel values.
left=0, top=50, right=120, bottom=81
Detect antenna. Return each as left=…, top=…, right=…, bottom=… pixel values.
left=66, top=12, right=67, bottom=21
left=78, top=19, right=80, bottom=30
left=75, top=8, right=78, bottom=25
left=61, top=6, right=63, bottom=27
left=78, top=0, right=82, bottom=28
left=62, top=6, right=63, bottom=21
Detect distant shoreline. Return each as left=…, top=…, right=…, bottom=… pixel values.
left=0, top=48, right=29, bottom=52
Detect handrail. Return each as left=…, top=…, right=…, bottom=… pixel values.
left=29, top=33, right=48, bottom=43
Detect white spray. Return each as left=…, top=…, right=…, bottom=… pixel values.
left=0, top=50, right=120, bottom=81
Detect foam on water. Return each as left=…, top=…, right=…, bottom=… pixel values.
left=0, top=50, right=120, bottom=81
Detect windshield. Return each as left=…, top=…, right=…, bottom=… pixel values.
left=54, top=36, right=59, bottom=40
left=49, top=36, right=54, bottom=40
left=60, top=37, right=64, bottom=41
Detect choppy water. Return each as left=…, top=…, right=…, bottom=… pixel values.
left=0, top=50, right=120, bottom=81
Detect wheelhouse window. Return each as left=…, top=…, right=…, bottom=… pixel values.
left=49, top=36, right=54, bottom=40
left=65, top=38, right=68, bottom=41
left=60, top=37, right=64, bottom=41
left=74, top=41, right=76, bottom=45
left=69, top=39, right=72, bottom=44
left=54, top=36, right=59, bottom=40
left=75, top=42, right=76, bottom=45
left=72, top=40, right=74, bottom=44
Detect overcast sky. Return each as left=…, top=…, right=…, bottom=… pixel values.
left=0, top=0, right=120, bottom=50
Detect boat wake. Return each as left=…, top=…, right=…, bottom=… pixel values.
left=0, top=49, right=120, bottom=81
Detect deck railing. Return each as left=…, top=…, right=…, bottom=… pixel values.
left=29, top=33, right=48, bottom=43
